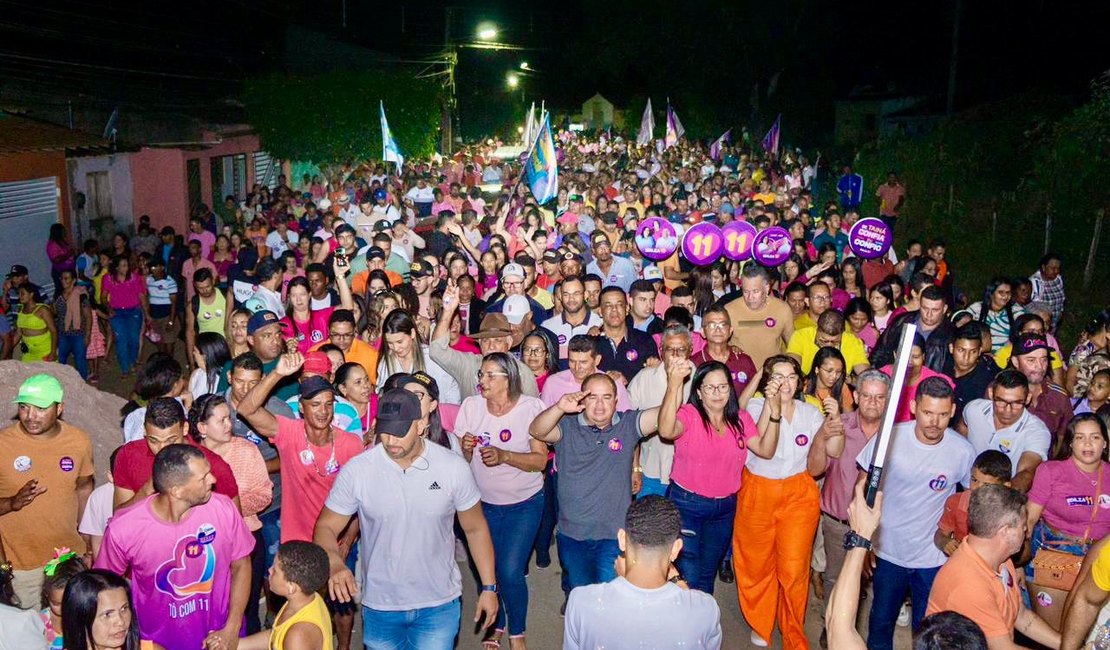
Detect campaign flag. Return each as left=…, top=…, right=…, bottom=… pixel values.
left=665, top=102, right=685, bottom=149
left=761, top=114, right=781, bottom=157
left=522, top=102, right=537, bottom=146
left=380, top=101, right=404, bottom=170
left=525, top=114, right=558, bottom=204
left=709, top=128, right=732, bottom=161
left=637, top=98, right=655, bottom=147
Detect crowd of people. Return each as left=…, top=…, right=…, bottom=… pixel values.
left=1, top=131, right=1109, bottom=650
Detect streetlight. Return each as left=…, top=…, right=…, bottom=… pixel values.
left=507, top=73, right=520, bottom=89
left=519, top=61, right=530, bottom=70
left=477, top=23, right=498, bottom=41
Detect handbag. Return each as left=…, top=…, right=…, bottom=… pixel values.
left=1032, top=466, right=1103, bottom=591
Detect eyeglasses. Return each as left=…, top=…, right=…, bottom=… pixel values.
left=522, top=347, right=546, bottom=356
left=476, top=371, right=509, bottom=380
left=993, top=398, right=1026, bottom=410
left=663, top=346, right=690, bottom=355
left=503, top=281, right=524, bottom=289
left=704, top=321, right=729, bottom=330
left=699, top=384, right=731, bottom=395
left=770, top=373, right=799, bottom=381
left=330, top=332, right=356, bottom=340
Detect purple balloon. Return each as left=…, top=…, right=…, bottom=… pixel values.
left=635, top=217, right=679, bottom=262
left=848, top=218, right=893, bottom=259
left=751, top=226, right=792, bottom=267
left=720, top=220, right=758, bottom=261
left=681, top=222, right=725, bottom=266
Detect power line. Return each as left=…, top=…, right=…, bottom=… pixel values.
left=0, top=51, right=234, bottom=80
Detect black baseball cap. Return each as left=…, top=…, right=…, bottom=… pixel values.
left=7, top=264, right=28, bottom=278
left=299, top=375, right=335, bottom=400
left=409, top=260, right=435, bottom=278
left=376, top=389, right=422, bottom=437
left=542, top=250, right=560, bottom=264
left=366, top=246, right=387, bottom=261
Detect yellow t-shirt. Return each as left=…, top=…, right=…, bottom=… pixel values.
left=794, top=312, right=816, bottom=332
left=1092, top=542, right=1110, bottom=592
left=270, top=594, right=334, bottom=650
left=530, top=287, right=554, bottom=310
left=753, top=192, right=776, bottom=205
left=786, top=326, right=870, bottom=374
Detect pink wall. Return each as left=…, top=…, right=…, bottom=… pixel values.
left=130, top=133, right=261, bottom=234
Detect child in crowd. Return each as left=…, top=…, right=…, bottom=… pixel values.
left=1074, top=368, right=1110, bottom=415
left=40, top=549, right=87, bottom=650
left=240, top=541, right=334, bottom=650
left=78, top=447, right=121, bottom=564
left=935, top=450, right=1012, bottom=555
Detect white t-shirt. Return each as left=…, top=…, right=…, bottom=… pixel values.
left=266, top=230, right=299, bottom=258
left=564, top=577, right=722, bottom=650
left=376, top=347, right=462, bottom=405
left=540, top=311, right=602, bottom=359
left=406, top=185, right=435, bottom=204
left=78, top=481, right=115, bottom=538
left=122, top=396, right=187, bottom=443
left=324, top=441, right=481, bottom=611
left=856, top=422, right=975, bottom=568
left=371, top=204, right=401, bottom=224
left=745, top=398, right=824, bottom=479
left=963, top=398, right=1051, bottom=474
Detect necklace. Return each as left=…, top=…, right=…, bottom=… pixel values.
left=300, top=430, right=339, bottom=477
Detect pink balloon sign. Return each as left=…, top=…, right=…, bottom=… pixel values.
left=635, top=217, right=679, bottom=261
left=751, top=226, right=792, bottom=267
left=681, top=222, right=725, bottom=266
left=848, top=217, right=894, bottom=260
left=721, top=220, right=758, bottom=261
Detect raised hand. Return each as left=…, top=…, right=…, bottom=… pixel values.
left=822, top=396, right=841, bottom=418
left=667, top=358, right=694, bottom=384
left=275, top=351, right=304, bottom=377
left=557, top=390, right=589, bottom=414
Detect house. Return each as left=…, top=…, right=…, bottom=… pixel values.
left=834, top=87, right=929, bottom=145
left=0, top=113, right=106, bottom=292
left=571, top=93, right=629, bottom=131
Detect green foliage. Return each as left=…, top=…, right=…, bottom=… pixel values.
left=244, top=70, right=442, bottom=163
left=852, top=87, right=1110, bottom=339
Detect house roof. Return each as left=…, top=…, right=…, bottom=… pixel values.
left=0, top=112, right=108, bottom=155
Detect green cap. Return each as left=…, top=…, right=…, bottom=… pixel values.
left=14, top=374, right=63, bottom=408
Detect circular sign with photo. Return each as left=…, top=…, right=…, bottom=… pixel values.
left=635, top=217, right=680, bottom=261
left=720, top=220, right=758, bottom=261
left=751, top=226, right=792, bottom=267
left=847, top=217, right=894, bottom=259
left=681, top=222, right=725, bottom=266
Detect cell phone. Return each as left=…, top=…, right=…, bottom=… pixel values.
left=336, top=249, right=349, bottom=267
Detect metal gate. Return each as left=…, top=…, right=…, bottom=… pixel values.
left=0, top=177, right=60, bottom=297
left=253, top=151, right=279, bottom=189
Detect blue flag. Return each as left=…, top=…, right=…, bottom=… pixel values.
left=525, top=114, right=558, bottom=204
left=380, top=101, right=404, bottom=170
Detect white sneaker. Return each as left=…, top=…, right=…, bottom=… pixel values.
left=750, top=631, right=769, bottom=647
left=896, top=602, right=911, bottom=627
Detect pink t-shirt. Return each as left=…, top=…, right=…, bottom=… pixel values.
left=102, top=273, right=146, bottom=309
left=454, top=395, right=546, bottom=505
left=189, top=230, right=217, bottom=259
left=670, top=403, right=759, bottom=498
left=880, top=365, right=955, bottom=423
left=96, top=494, right=254, bottom=650
left=281, top=309, right=333, bottom=354
left=1028, top=459, right=1110, bottom=540
left=274, top=416, right=365, bottom=542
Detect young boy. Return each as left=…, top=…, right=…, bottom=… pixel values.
left=241, top=541, right=334, bottom=650
left=935, top=450, right=1012, bottom=556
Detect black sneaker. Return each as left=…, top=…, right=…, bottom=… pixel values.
left=718, top=558, right=735, bottom=584
left=535, top=551, right=551, bottom=569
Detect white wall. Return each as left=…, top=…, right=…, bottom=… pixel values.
left=70, top=153, right=134, bottom=241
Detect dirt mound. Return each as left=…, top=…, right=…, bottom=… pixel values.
left=0, top=361, right=126, bottom=481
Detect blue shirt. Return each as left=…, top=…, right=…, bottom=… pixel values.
left=586, top=255, right=639, bottom=293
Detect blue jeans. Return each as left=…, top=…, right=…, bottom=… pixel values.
left=533, top=462, right=557, bottom=566
left=638, top=476, right=668, bottom=498
left=556, top=533, right=619, bottom=595
left=57, top=332, right=88, bottom=379
left=110, top=308, right=142, bottom=374
left=867, top=558, right=940, bottom=650
left=667, top=482, right=736, bottom=594
left=362, top=598, right=460, bottom=650
left=483, top=489, right=544, bottom=635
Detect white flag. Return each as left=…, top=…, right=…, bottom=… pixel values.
left=637, top=98, right=655, bottom=147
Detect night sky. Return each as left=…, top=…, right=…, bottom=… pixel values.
left=0, top=0, right=1107, bottom=144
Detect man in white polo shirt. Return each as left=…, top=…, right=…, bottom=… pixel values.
left=315, top=389, right=498, bottom=650
left=540, top=276, right=601, bottom=362
left=957, top=368, right=1050, bottom=492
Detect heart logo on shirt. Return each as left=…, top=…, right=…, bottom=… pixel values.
left=154, top=534, right=216, bottom=598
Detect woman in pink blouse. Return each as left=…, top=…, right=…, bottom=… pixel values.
left=656, top=359, right=783, bottom=595
left=101, top=255, right=150, bottom=375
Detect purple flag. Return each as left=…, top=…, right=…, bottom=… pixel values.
left=709, top=129, right=732, bottom=161
left=665, top=102, right=684, bottom=149
left=761, top=115, right=781, bottom=157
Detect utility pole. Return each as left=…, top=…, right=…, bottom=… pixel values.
left=946, top=0, right=961, bottom=116
left=442, top=6, right=455, bottom=155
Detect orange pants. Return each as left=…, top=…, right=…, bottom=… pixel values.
left=733, top=469, right=820, bottom=649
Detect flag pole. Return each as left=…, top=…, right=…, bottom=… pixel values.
left=864, top=323, right=918, bottom=506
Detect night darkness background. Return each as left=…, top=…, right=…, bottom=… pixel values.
left=0, top=0, right=1107, bottom=144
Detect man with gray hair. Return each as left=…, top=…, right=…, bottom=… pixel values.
left=926, top=485, right=1059, bottom=648
left=724, top=264, right=794, bottom=367
left=628, top=324, right=693, bottom=498
left=807, top=369, right=891, bottom=646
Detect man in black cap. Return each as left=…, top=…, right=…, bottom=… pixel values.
left=1, top=264, right=28, bottom=358
left=538, top=250, right=563, bottom=290
left=316, top=388, right=499, bottom=649
left=1011, top=331, right=1073, bottom=447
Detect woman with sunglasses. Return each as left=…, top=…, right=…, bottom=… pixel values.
left=456, top=353, right=549, bottom=650
left=656, top=360, right=780, bottom=596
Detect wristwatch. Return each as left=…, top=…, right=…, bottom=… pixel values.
left=480, top=584, right=499, bottom=593
left=843, top=530, right=873, bottom=552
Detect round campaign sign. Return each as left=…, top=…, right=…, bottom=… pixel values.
left=635, top=217, right=679, bottom=261
left=751, top=226, right=792, bottom=267
left=847, top=217, right=893, bottom=259
left=681, top=222, right=724, bottom=266
left=720, top=220, right=758, bottom=261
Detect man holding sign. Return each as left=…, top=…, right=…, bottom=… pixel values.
left=854, top=377, right=975, bottom=650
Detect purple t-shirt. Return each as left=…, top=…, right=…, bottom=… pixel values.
left=1028, top=459, right=1110, bottom=539
left=96, top=494, right=254, bottom=649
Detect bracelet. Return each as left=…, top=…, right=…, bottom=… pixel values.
left=768, top=415, right=782, bottom=423
left=632, top=466, right=643, bottom=474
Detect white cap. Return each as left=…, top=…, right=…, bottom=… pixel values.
left=500, top=263, right=526, bottom=280
left=317, top=198, right=332, bottom=210
left=642, top=265, right=663, bottom=281
left=503, top=295, right=530, bottom=325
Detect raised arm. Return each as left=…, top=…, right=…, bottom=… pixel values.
left=333, top=255, right=354, bottom=311
left=657, top=360, right=693, bottom=441
left=748, top=378, right=785, bottom=459
left=237, top=352, right=304, bottom=440
left=825, top=482, right=881, bottom=650
left=530, top=391, right=587, bottom=444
